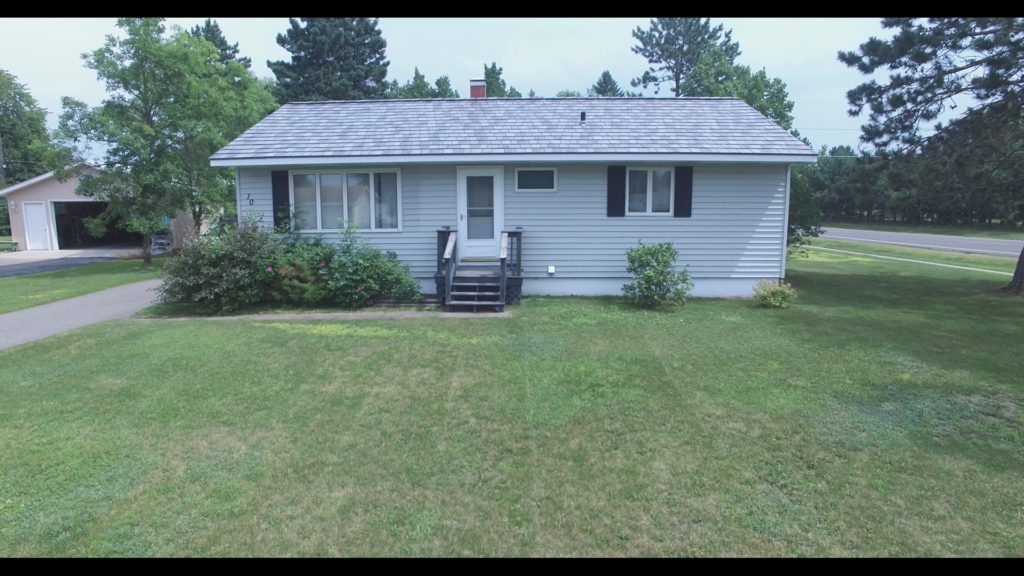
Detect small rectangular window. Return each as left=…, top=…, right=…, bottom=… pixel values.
left=515, top=168, right=556, bottom=192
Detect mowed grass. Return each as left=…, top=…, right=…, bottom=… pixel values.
left=0, top=253, right=1022, bottom=556
left=0, top=259, right=166, bottom=314
left=823, top=221, right=1024, bottom=240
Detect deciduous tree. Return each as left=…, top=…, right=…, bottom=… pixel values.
left=56, top=18, right=276, bottom=263
left=0, top=68, right=53, bottom=235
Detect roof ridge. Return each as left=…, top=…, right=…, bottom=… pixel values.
left=282, top=96, right=746, bottom=105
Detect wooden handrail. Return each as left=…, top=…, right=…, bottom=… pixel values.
left=443, top=232, right=456, bottom=260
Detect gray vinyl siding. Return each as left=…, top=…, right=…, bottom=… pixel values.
left=504, top=163, right=787, bottom=279
left=237, top=168, right=274, bottom=225
left=236, top=162, right=787, bottom=288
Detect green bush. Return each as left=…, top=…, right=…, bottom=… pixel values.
left=622, top=241, right=693, bottom=308
left=753, top=280, right=797, bottom=308
left=324, top=226, right=421, bottom=308
left=269, top=237, right=335, bottom=305
left=161, top=222, right=422, bottom=314
left=159, top=219, right=282, bottom=314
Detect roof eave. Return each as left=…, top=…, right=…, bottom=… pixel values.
left=210, top=152, right=818, bottom=168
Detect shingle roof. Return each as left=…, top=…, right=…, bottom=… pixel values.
left=211, top=97, right=815, bottom=163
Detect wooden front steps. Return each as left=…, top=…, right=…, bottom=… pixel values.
left=446, top=266, right=504, bottom=312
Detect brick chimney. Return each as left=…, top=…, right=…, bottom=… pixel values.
left=470, top=78, right=486, bottom=99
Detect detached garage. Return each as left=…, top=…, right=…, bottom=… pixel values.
left=0, top=165, right=177, bottom=252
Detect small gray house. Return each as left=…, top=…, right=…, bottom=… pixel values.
left=211, top=86, right=816, bottom=309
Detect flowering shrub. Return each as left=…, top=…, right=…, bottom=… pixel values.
left=159, top=219, right=282, bottom=314
left=753, top=280, right=797, bottom=308
left=622, top=241, right=693, bottom=308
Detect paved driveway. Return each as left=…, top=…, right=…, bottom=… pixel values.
left=0, top=246, right=146, bottom=278
left=0, top=256, right=118, bottom=278
left=822, top=227, right=1023, bottom=258
left=0, top=279, right=161, bottom=351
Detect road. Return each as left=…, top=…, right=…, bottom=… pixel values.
left=822, top=227, right=1024, bottom=258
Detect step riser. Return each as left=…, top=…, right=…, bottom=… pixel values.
left=441, top=265, right=513, bottom=312
left=445, top=304, right=505, bottom=312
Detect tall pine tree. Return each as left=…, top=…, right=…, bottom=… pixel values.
left=631, top=18, right=740, bottom=96
left=589, top=70, right=625, bottom=97
left=189, top=18, right=251, bottom=68
left=839, top=17, right=1024, bottom=294
left=268, top=18, right=389, bottom=103
left=483, top=62, right=522, bottom=98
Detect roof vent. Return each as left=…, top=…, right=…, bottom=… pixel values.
left=580, top=111, right=586, bottom=124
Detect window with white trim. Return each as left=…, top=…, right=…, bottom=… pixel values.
left=515, top=168, right=557, bottom=192
left=291, top=170, right=401, bottom=231
left=626, top=168, right=673, bottom=215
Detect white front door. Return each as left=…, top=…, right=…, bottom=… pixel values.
left=23, top=202, right=49, bottom=250
left=456, top=166, right=504, bottom=259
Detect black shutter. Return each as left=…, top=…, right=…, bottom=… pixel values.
left=607, top=166, right=625, bottom=217
left=271, top=170, right=290, bottom=229
left=674, top=166, right=693, bottom=218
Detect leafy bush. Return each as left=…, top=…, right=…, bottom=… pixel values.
left=269, top=237, right=335, bottom=305
left=622, top=241, right=693, bottom=308
left=323, top=226, right=421, bottom=308
left=753, top=280, right=797, bottom=308
left=159, top=219, right=282, bottom=314
left=161, top=222, right=422, bottom=313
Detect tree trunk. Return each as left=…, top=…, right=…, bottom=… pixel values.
left=1006, top=246, right=1024, bottom=295
left=192, top=206, right=203, bottom=237
left=141, top=234, right=152, bottom=265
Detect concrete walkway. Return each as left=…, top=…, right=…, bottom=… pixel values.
left=0, top=279, right=507, bottom=351
left=0, top=279, right=162, bottom=351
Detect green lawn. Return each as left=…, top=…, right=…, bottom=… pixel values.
left=0, top=253, right=1022, bottom=556
left=0, top=259, right=166, bottom=315
left=810, top=237, right=1018, bottom=274
left=823, top=220, right=1024, bottom=240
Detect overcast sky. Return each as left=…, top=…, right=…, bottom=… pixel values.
left=0, top=17, right=889, bottom=152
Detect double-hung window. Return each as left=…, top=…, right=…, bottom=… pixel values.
left=626, top=168, right=673, bottom=215
left=291, top=170, right=401, bottom=231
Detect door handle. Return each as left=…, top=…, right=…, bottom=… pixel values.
left=460, top=213, right=464, bottom=221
